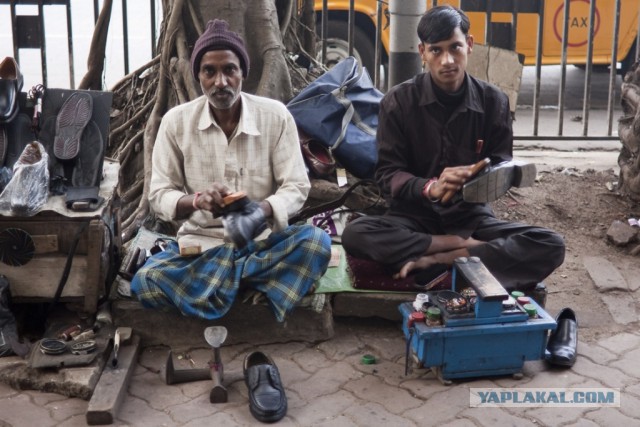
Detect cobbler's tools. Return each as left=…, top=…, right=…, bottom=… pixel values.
left=164, top=326, right=229, bottom=403
left=111, top=327, right=132, bottom=367
left=441, top=158, right=491, bottom=203
left=204, top=326, right=228, bottom=403
left=165, top=350, right=210, bottom=385
left=86, top=330, right=140, bottom=425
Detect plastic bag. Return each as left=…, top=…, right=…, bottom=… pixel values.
left=0, top=141, right=50, bottom=216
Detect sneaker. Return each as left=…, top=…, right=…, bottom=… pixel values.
left=462, top=160, right=537, bottom=203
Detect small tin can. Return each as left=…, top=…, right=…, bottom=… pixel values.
left=517, top=296, right=531, bottom=306
left=510, top=291, right=525, bottom=299
left=425, top=306, right=442, bottom=326
left=523, top=303, right=538, bottom=318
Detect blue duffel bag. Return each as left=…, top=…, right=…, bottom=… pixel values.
left=287, top=57, right=383, bottom=179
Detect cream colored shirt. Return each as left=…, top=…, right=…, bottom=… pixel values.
left=150, top=93, right=310, bottom=250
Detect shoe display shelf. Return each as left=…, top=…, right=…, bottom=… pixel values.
left=400, top=256, right=556, bottom=384
left=0, top=159, right=120, bottom=314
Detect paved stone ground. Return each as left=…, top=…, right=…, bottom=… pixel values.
left=1, top=147, right=637, bottom=426
left=1, top=314, right=639, bottom=426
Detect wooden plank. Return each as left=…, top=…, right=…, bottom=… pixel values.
left=5, top=255, right=88, bottom=298
left=86, top=334, right=141, bottom=425
left=32, top=235, right=59, bottom=254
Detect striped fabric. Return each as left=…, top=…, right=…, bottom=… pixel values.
left=131, top=224, right=331, bottom=322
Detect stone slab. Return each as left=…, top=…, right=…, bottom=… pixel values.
left=583, top=256, right=629, bottom=292
left=601, top=293, right=638, bottom=325
left=332, top=292, right=412, bottom=321
left=112, top=294, right=334, bottom=349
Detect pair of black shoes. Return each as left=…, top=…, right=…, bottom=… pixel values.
left=546, top=307, right=578, bottom=367
left=244, top=351, right=287, bottom=423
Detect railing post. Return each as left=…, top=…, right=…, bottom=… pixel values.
left=388, top=0, right=423, bottom=88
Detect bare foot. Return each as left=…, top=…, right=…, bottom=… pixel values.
left=393, top=256, right=435, bottom=279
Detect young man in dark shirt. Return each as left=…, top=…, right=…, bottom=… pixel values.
left=341, top=5, right=565, bottom=292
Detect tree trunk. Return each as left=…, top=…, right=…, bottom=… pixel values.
left=619, top=60, right=640, bottom=201
left=102, top=0, right=311, bottom=242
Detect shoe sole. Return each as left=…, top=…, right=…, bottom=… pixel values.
left=54, top=92, right=93, bottom=160
left=463, top=160, right=537, bottom=203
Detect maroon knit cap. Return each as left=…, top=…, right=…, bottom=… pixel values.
left=191, top=19, right=250, bottom=80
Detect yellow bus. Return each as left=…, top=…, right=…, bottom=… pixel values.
left=316, top=0, right=639, bottom=75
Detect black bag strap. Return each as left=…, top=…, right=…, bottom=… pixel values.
left=47, top=222, right=89, bottom=316
left=288, top=179, right=377, bottom=224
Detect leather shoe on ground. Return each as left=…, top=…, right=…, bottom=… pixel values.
left=244, top=351, right=287, bottom=423
left=0, top=57, right=24, bottom=123
left=462, top=160, right=536, bottom=203
left=545, top=307, right=578, bottom=367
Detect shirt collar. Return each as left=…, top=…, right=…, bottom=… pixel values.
left=197, top=92, right=261, bottom=136
left=419, top=72, right=484, bottom=114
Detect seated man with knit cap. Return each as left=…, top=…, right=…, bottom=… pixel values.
left=131, top=19, right=331, bottom=322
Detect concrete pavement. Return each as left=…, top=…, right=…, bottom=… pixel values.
left=0, top=312, right=639, bottom=426
left=0, top=146, right=635, bottom=426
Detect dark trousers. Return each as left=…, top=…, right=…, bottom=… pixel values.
left=341, top=214, right=566, bottom=291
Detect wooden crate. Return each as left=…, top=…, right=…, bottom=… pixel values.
left=0, top=161, right=120, bottom=314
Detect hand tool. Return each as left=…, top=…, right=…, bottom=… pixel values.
left=111, top=327, right=132, bottom=367
left=204, top=326, right=228, bottom=403
left=441, top=157, right=490, bottom=204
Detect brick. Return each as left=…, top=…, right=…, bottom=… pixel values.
left=117, top=394, right=175, bottom=426
left=289, top=361, right=361, bottom=401
left=342, top=374, right=423, bottom=414
left=0, top=393, right=56, bottom=427
left=290, top=390, right=358, bottom=425
left=571, top=358, right=633, bottom=389
left=597, top=332, right=640, bottom=354
left=610, top=348, right=640, bottom=379
left=404, top=384, right=470, bottom=425
left=586, top=408, right=637, bottom=426
left=526, top=406, right=592, bottom=426
left=578, top=341, right=618, bottom=365
left=343, top=402, right=417, bottom=427
left=583, top=256, right=629, bottom=292
left=601, top=293, right=638, bottom=325
left=462, top=407, right=540, bottom=427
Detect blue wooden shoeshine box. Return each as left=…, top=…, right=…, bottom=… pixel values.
left=400, top=257, right=556, bottom=381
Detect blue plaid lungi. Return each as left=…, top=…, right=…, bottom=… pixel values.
left=131, top=224, right=331, bottom=322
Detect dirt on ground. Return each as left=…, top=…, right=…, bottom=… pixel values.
left=490, top=166, right=640, bottom=342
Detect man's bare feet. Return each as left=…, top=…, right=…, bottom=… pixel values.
left=393, top=256, right=436, bottom=279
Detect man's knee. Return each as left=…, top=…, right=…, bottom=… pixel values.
left=341, top=218, right=371, bottom=254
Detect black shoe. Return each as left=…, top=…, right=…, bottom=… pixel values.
left=0, top=57, right=23, bottom=123
left=462, top=160, right=536, bottom=203
left=244, top=351, right=287, bottom=423
left=545, top=307, right=578, bottom=367
left=223, top=201, right=267, bottom=248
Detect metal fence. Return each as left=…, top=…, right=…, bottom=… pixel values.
left=316, top=0, right=640, bottom=140
left=2, top=0, right=639, bottom=140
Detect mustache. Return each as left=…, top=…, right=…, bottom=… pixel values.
left=207, top=87, right=234, bottom=97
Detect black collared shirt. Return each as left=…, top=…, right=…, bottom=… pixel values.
left=375, top=72, right=513, bottom=234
